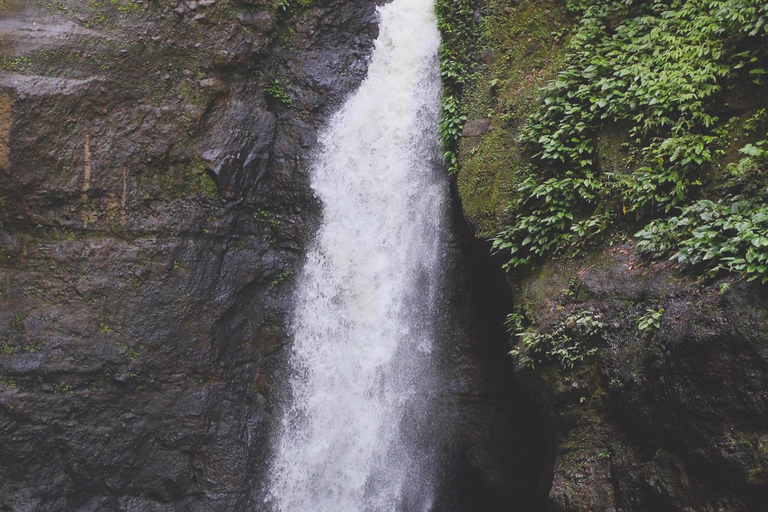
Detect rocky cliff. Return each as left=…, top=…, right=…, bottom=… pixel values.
left=0, top=1, right=548, bottom=511
left=0, top=0, right=383, bottom=509
left=3, top=0, right=765, bottom=511
left=446, top=0, right=768, bottom=510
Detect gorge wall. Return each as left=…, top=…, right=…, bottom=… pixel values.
left=0, top=0, right=546, bottom=511
left=2, top=0, right=765, bottom=511
left=446, top=0, right=768, bottom=510
left=0, top=0, right=383, bottom=509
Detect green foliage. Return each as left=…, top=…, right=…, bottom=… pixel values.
left=440, top=96, right=466, bottom=171
left=636, top=195, right=768, bottom=283
left=265, top=80, right=292, bottom=106
left=561, top=277, right=580, bottom=298
left=712, top=0, right=768, bottom=37
left=720, top=139, right=768, bottom=195
left=619, top=134, right=712, bottom=213
left=435, top=0, right=476, bottom=173
left=636, top=307, right=664, bottom=334
left=272, top=268, right=292, bottom=287
left=492, top=174, right=601, bottom=269
left=254, top=209, right=282, bottom=229
left=276, top=0, right=313, bottom=13
left=99, top=321, right=115, bottom=335
left=491, top=0, right=768, bottom=275
left=508, top=309, right=603, bottom=369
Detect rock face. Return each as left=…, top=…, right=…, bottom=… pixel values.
left=8, top=0, right=763, bottom=511
left=0, top=0, right=382, bottom=510
left=509, top=251, right=768, bottom=512
left=449, top=0, right=768, bottom=510
left=0, top=1, right=549, bottom=511
left=432, top=187, right=550, bottom=512
left=461, top=118, right=491, bottom=137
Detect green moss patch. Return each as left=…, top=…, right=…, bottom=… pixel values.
left=454, top=0, right=571, bottom=237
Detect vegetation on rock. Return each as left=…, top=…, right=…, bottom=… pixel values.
left=435, top=0, right=476, bottom=174
left=436, top=3, right=768, bottom=507
left=438, top=0, right=768, bottom=283
left=494, top=0, right=768, bottom=279
left=507, top=308, right=602, bottom=370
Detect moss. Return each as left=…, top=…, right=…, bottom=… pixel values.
left=0, top=314, right=40, bottom=355
left=137, top=158, right=218, bottom=200
left=0, top=56, right=32, bottom=72
left=83, top=0, right=142, bottom=27
left=179, top=80, right=211, bottom=109
left=456, top=0, right=570, bottom=236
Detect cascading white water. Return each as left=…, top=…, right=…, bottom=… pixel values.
left=268, top=0, right=445, bottom=511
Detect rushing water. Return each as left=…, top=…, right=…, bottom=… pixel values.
left=268, top=0, right=445, bottom=510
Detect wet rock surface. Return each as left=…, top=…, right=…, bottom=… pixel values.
left=450, top=0, right=768, bottom=509
left=509, top=247, right=768, bottom=512
left=8, top=0, right=761, bottom=510
left=432, top=183, right=550, bottom=512
left=0, top=1, right=546, bottom=511
left=0, top=0, right=382, bottom=510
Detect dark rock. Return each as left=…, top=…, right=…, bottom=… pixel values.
left=525, top=41, right=544, bottom=55
left=596, top=120, right=633, bottom=174
left=433, top=184, right=550, bottom=512
left=0, top=1, right=384, bottom=510
left=463, top=118, right=492, bottom=138
left=510, top=246, right=768, bottom=512
left=0, top=2, right=543, bottom=512
left=606, top=11, right=627, bottom=32
left=480, top=48, right=497, bottom=65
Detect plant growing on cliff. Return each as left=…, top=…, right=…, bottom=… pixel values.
left=636, top=195, right=768, bottom=283
left=637, top=307, right=665, bottom=335
left=435, top=0, right=476, bottom=173
left=508, top=310, right=602, bottom=370
left=276, top=0, right=313, bottom=13
left=491, top=0, right=768, bottom=275
left=271, top=268, right=293, bottom=287
left=254, top=209, right=282, bottom=229
left=492, top=173, right=602, bottom=269
left=265, top=80, right=292, bottom=106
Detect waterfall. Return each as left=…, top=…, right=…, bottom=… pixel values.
left=268, top=0, right=445, bottom=511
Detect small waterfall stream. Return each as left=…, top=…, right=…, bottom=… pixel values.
left=267, top=0, right=447, bottom=510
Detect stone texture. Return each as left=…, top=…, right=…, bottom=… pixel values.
left=0, top=0, right=382, bottom=510
left=451, top=0, right=768, bottom=509
left=509, top=246, right=768, bottom=512
left=0, top=1, right=550, bottom=511
left=462, top=118, right=491, bottom=137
